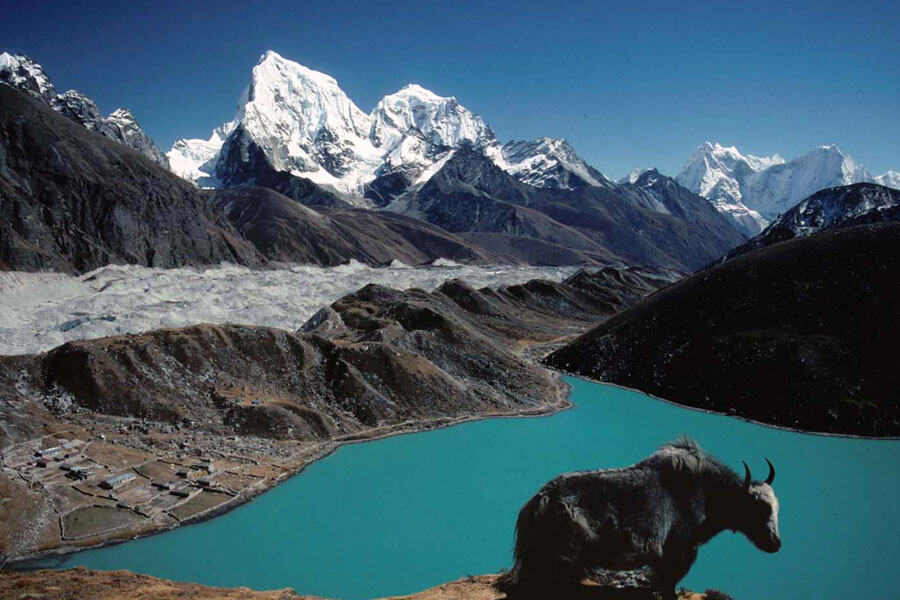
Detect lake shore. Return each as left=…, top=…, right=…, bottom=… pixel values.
left=6, top=383, right=573, bottom=567
left=551, top=368, right=900, bottom=441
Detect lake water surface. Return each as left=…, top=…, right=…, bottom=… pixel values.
left=37, top=377, right=900, bottom=599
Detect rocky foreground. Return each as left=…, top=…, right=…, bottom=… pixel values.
left=0, top=267, right=677, bottom=561
left=0, top=568, right=714, bottom=600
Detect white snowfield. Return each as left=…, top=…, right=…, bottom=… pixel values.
left=0, top=262, right=578, bottom=356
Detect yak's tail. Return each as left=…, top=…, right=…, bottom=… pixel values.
left=497, top=491, right=552, bottom=595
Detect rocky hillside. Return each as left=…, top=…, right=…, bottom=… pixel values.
left=211, top=187, right=499, bottom=266
left=0, top=267, right=675, bottom=560
left=0, top=84, right=260, bottom=273
left=546, top=223, right=900, bottom=436
left=411, top=147, right=745, bottom=271
left=0, top=53, right=168, bottom=167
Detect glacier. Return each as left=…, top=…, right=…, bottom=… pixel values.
left=0, top=262, right=579, bottom=356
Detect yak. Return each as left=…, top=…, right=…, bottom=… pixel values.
left=501, top=438, right=780, bottom=599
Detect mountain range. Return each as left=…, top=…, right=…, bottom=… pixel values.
left=167, top=50, right=615, bottom=202
left=675, top=141, right=899, bottom=234
left=1, top=48, right=898, bottom=276
left=0, top=51, right=748, bottom=273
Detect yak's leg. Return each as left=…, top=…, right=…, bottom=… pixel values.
left=649, top=546, right=697, bottom=600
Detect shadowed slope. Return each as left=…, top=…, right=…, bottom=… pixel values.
left=546, top=223, right=900, bottom=436
left=0, top=85, right=260, bottom=274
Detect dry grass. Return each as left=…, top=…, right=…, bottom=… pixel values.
left=0, top=569, right=712, bottom=600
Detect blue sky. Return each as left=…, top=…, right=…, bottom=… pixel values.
left=3, top=0, right=898, bottom=178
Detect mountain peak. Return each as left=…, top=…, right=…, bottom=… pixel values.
left=1, top=50, right=168, bottom=168
left=249, top=50, right=342, bottom=96
left=0, top=52, right=57, bottom=103
left=258, top=49, right=284, bottom=63
left=620, top=168, right=653, bottom=184
left=169, top=50, right=611, bottom=196
left=496, top=137, right=610, bottom=189
left=394, top=83, right=448, bottom=101
left=675, top=141, right=893, bottom=230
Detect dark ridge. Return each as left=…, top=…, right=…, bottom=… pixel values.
left=723, top=183, right=900, bottom=262
left=0, top=84, right=260, bottom=273
left=545, top=223, right=900, bottom=437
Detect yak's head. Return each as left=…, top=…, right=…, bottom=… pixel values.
left=736, top=459, right=781, bottom=553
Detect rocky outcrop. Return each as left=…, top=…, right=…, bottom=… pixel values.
left=0, top=52, right=169, bottom=168
left=0, top=84, right=260, bottom=273
left=546, top=223, right=900, bottom=437
left=0, top=568, right=713, bottom=600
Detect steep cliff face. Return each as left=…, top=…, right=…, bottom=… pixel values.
left=0, top=84, right=260, bottom=273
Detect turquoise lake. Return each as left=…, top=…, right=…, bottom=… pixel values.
left=35, top=377, right=900, bottom=599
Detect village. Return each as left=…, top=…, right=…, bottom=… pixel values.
left=0, top=412, right=330, bottom=558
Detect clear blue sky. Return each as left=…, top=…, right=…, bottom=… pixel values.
left=3, top=0, right=898, bottom=178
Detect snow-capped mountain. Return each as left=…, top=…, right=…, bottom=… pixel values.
left=620, top=168, right=652, bottom=184
left=167, top=123, right=234, bottom=187
left=676, top=141, right=898, bottom=233
left=726, top=183, right=900, bottom=260
left=875, top=170, right=900, bottom=189
left=169, top=51, right=608, bottom=198
left=0, top=52, right=168, bottom=168
left=494, top=138, right=613, bottom=189
left=675, top=142, right=781, bottom=235
left=741, top=145, right=875, bottom=218
left=371, top=83, right=497, bottom=178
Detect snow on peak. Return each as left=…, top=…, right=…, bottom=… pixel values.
left=235, top=49, right=379, bottom=191
left=494, top=137, right=610, bottom=189
left=676, top=141, right=826, bottom=235
left=167, top=122, right=235, bottom=186
left=171, top=51, right=504, bottom=195
left=620, top=168, right=652, bottom=184
left=1, top=51, right=168, bottom=168
left=109, top=107, right=133, bottom=118
left=371, top=82, right=496, bottom=176
left=674, top=140, right=899, bottom=234
left=0, top=52, right=57, bottom=103
left=738, top=144, right=875, bottom=219
left=875, top=170, right=900, bottom=189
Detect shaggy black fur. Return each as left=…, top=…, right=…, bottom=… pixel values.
left=500, top=438, right=780, bottom=599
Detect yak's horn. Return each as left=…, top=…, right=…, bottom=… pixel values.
left=765, top=458, right=775, bottom=485
left=742, top=461, right=752, bottom=491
